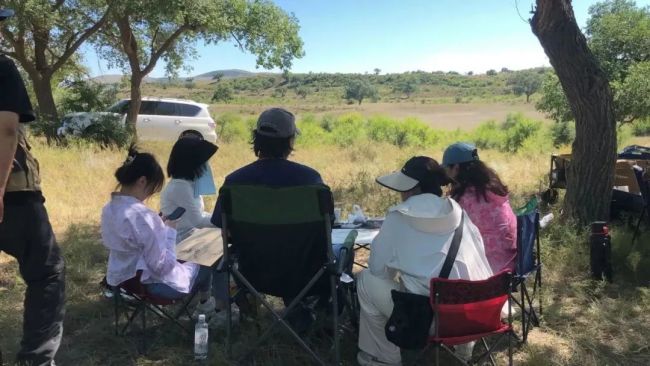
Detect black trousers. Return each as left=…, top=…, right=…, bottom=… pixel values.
left=0, top=197, right=65, bottom=366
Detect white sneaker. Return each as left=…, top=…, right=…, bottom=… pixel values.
left=357, top=350, right=402, bottom=366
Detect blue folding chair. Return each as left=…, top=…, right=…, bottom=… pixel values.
left=512, top=209, right=542, bottom=343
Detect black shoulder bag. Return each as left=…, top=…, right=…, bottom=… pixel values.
left=384, top=214, right=464, bottom=350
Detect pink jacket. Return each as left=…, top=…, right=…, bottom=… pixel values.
left=456, top=188, right=517, bottom=273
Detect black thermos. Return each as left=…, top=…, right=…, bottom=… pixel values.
left=590, top=221, right=613, bottom=282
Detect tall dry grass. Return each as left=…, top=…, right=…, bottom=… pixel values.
left=0, top=136, right=648, bottom=365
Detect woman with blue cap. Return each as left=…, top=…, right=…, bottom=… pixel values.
left=442, top=142, right=517, bottom=274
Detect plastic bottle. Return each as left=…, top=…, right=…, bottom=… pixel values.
left=539, top=213, right=554, bottom=229
left=194, top=314, right=208, bottom=361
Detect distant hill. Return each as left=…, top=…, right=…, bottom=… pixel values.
left=193, top=69, right=255, bottom=80
left=91, top=69, right=257, bottom=84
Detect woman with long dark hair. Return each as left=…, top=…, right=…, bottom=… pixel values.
left=443, top=142, right=517, bottom=273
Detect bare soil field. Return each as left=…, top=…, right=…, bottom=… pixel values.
left=210, top=101, right=549, bottom=130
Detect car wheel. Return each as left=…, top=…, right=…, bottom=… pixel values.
left=179, top=130, right=204, bottom=140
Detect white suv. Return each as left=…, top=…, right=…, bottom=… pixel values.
left=57, top=97, right=218, bottom=143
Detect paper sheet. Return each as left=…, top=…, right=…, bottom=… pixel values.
left=176, top=228, right=223, bottom=266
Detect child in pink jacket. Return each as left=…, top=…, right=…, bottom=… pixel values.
left=443, top=143, right=517, bottom=273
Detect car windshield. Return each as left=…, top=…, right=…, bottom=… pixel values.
left=106, top=100, right=129, bottom=114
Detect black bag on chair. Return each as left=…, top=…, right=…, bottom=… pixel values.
left=384, top=214, right=464, bottom=349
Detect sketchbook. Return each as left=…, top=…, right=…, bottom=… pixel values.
left=176, top=228, right=223, bottom=266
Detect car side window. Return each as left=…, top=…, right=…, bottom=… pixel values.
left=139, top=101, right=157, bottom=115
left=177, top=104, right=201, bottom=117
left=154, top=102, right=177, bottom=116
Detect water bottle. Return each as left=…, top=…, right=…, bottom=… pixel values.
left=194, top=314, right=208, bottom=361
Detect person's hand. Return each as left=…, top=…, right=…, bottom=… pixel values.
left=163, top=218, right=177, bottom=230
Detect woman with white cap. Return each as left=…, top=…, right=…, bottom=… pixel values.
left=356, top=156, right=492, bottom=366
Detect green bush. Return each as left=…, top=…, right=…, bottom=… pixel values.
left=632, top=118, right=650, bottom=136
left=550, top=121, right=575, bottom=147
left=502, top=114, right=542, bottom=152
left=217, top=113, right=249, bottom=143
left=75, top=114, right=132, bottom=148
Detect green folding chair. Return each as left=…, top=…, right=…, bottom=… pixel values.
left=219, top=184, right=354, bottom=365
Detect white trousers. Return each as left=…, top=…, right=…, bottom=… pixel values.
left=357, top=269, right=403, bottom=364
left=357, top=270, right=474, bottom=365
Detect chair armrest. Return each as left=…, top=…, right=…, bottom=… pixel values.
left=336, top=230, right=358, bottom=275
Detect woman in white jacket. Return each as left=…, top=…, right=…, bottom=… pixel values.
left=357, top=156, right=493, bottom=366
left=160, top=137, right=218, bottom=243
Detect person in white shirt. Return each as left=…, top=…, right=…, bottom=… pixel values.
left=101, top=147, right=230, bottom=328
left=356, top=156, right=493, bottom=366
left=160, top=137, right=218, bottom=243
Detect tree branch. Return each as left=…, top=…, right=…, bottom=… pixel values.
left=230, top=31, right=245, bottom=51
left=51, top=5, right=113, bottom=72
left=142, top=24, right=189, bottom=76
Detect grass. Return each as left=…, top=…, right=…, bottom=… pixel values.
left=1, top=130, right=649, bottom=365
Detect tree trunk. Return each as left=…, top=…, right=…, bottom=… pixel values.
left=526, top=93, right=531, bottom=103
left=31, top=73, right=58, bottom=122
left=126, top=74, right=143, bottom=139
left=531, top=0, right=617, bottom=225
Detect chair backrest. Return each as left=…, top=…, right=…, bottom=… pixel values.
left=516, top=210, right=540, bottom=276
left=634, top=167, right=650, bottom=206
left=429, top=271, right=511, bottom=338
left=220, top=184, right=333, bottom=298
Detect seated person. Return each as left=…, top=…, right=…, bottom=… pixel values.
left=356, top=156, right=493, bottom=366
left=211, top=107, right=326, bottom=226
left=443, top=142, right=517, bottom=273
left=211, top=107, right=331, bottom=330
left=101, top=147, right=230, bottom=327
left=161, top=137, right=218, bottom=243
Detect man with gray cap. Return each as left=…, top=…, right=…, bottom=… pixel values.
left=211, top=107, right=330, bottom=330
left=0, top=7, right=66, bottom=366
left=211, top=107, right=325, bottom=227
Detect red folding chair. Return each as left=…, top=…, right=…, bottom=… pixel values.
left=112, top=271, right=195, bottom=352
left=425, top=271, right=514, bottom=366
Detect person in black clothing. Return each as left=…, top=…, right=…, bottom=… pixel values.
left=211, top=107, right=325, bottom=227
left=0, top=8, right=65, bottom=366
left=211, top=107, right=332, bottom=332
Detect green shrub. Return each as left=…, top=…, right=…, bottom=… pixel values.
left=550, top=121, right=575, bottom=147
left=76, top=115, right=132, bottom=148
left=217, top=113, right=249, bottom=143
left=330, top=114, right=367, bottom=146
left=501, top=113, right=542, bottom=152
left=632, top=118, right=650, bottom=136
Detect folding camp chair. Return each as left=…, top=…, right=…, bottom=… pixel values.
left=631, top=168, right=650, bottom=246
left=111, top=271, right=195, bottom=352
left=421, top=271, right=514, bottom=366
left=513, top=210, right=542, bottom=343
left=219, top=184, right=353, bottom=366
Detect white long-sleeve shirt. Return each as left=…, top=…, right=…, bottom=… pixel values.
left=101, top=194, right=199, bottom=293
left=369, top=194, right=493, bottom=296
left=160, top=179, right=214, bottom=243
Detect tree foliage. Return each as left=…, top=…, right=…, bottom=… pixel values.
left=344, top=79, right=378, bottom=105
left=0, top=0, right=112, bottom=128
left=393, top=78, right=417, bottom=98
left=95, top=0, right=304, bottom=127
left=212, top=83, right=234, bottom=103
left=537, top=0, right=650, bottom=125
left=586, top=0, right=650, bottom=80
left=507, top=70, right=543, bottom=102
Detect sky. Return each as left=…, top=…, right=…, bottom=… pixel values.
left=83, top=0, right=650, bottom=77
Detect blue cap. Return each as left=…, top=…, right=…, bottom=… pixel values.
left=0, top=8, right=14, bottom=20
left=442, top=142, right=479, bottom=167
